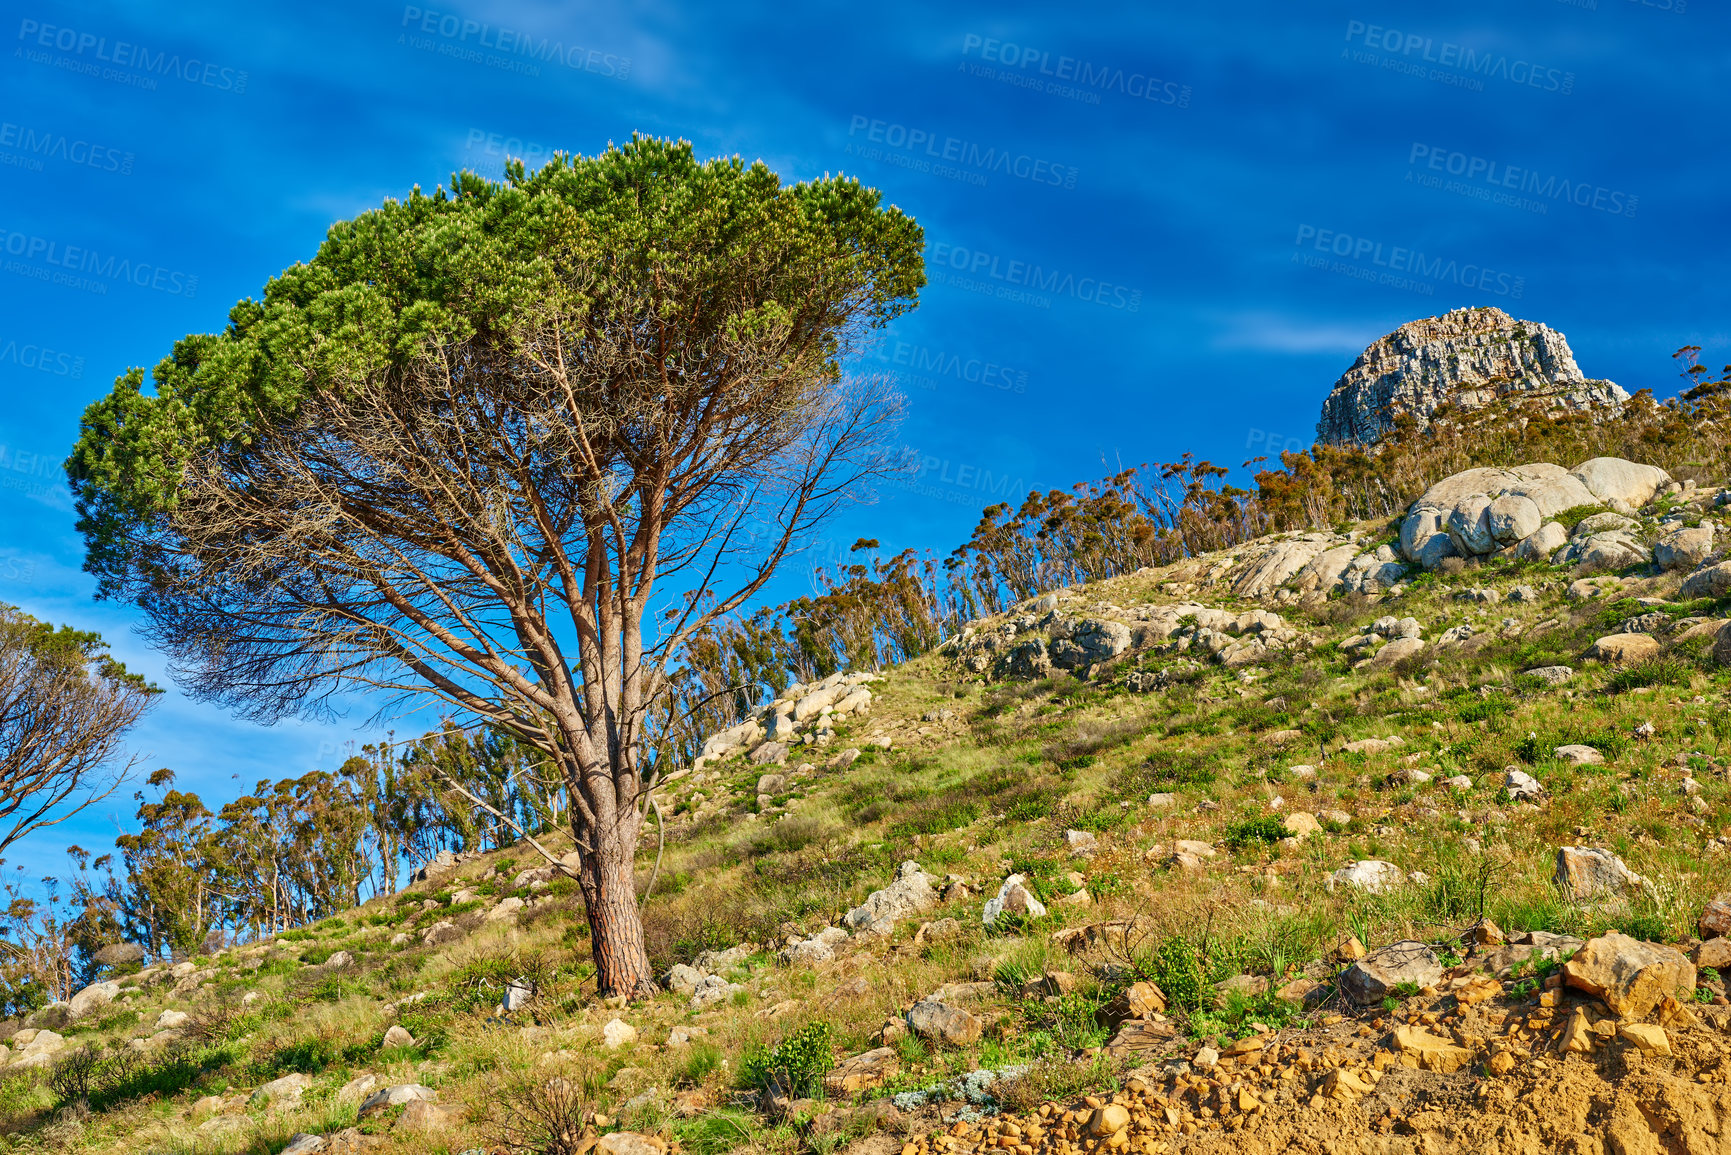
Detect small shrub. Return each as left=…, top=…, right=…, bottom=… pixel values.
left=741, top=1019, right=835, bottom=1098
left=48, top=1045, right=101, bottom=1105
left=1142, top=936, right=1209, bottom=1010
left=485, top=1066, right=593, bottom=1155
left=1455, top=694, right=1511, bottom=724
left=1224, top=816, right=1287, bottom=850
left=1554, top=504, right=1610, bottom=531
left=995, top=1054, right=1117, bottom=1114
left=183, top=1000, right=251, bottom=1044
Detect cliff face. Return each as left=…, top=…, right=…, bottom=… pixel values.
left=1315, top=307, right=1629, bottom=446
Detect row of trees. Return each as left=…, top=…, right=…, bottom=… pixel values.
left=0, top=724, right=556, bottom=1012
left=671, top=353, right=1731, bottom=745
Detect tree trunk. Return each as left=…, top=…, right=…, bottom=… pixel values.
left=577, top=831, right=657, bottom=999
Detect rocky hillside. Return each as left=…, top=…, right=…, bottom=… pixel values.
left=1316, top=307, right=1630, bottom=446
left=10, top=455, right=1731, bottom=1155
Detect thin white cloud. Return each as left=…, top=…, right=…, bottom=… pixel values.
left=1209, top=313, right=1380, bottom=355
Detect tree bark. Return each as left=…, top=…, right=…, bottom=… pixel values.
left=577, top=822, right=657, bottom=998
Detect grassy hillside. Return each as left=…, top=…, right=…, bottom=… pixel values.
left=8, top=503, right=1731, bottom=1155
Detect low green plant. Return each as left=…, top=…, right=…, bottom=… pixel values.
left=1224, top=815, right=1287, bottom=850
left=1606, top=656, right=1693, bottom=694
left=677, top=1043, right=725, bottom=1086
left=740, top=1020, right=835, bottom=1098
left=1142, top=936, right=1209, bottom=1010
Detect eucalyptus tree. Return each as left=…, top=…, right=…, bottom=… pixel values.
left=66, top=137, right=923, bottom=996
left=0, top=604, right=158, bottom=859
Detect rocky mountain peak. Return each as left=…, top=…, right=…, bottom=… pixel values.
left=1315, top=306, right=1629, bottom=446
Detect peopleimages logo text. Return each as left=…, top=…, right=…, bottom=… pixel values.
left=0, top=228, right=198, bottom=297
left=15, top=18, right=248, bottom=92
left=0, top=335, right=83, bottom=378
left=1293, top=224, right=1523, bottom=299
left=0, top=119, right=133, bottom=174
left=898, top=449, right=1029, bottom=505
left=867, top=337, right=1029, bottom=395
left=846, top=116, right=1079, bottom=189
left=1343, top=20, right=1574, bottom=94
left=1408, top=144, right=1636, bottom=217
left=399, top=7, right=631, bottom=78
left=930, top=241, right=1141, bottom=311
left=959, top=34, right=1190, bottom=108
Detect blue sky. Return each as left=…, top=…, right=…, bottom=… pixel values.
left=0, top=0, right=1726, bottom=885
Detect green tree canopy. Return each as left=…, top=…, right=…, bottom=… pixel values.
left=65, top=136, right=923, bottom=996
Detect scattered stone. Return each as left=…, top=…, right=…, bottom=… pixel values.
left=1327, top=860, right=1405, bottom=894
left=906, top=1000, right=982, bottom=1046
left=1694, top=939, right=1731, bottom=970
left=1322, top=1067, right=1375, bottom=1100
left=1088, top=1104, right=1131, bottom=1137
left=603, top=1018, right=638, bottom=1049
left=750, top=742, right=789, bottom=766
left=1700, top=895, right=1731, bottom=939
left=155, top=1009, right=189, bottom=1031
left=1682, top=561, right=1731, bottom=600
left=1563, top=933, right=1695, bottom=1019
left=824, top=1046, right=900, bottom=1096
left=1619, top=1022, right=1672, bottom=1055
left=191, top=1095, right=227, bottom=1119
left=357, top=1084, right=438, bottom=1120
left=844, top=862, right=938, bottom=935
left=1216, top=974, right=1268, bottom=1001
left=1098, top=981, right=1167, bottom=1027
left=421, top=920, right=462, bottom=946
left=1340, top=940, right=1442, bottom=1005
left=664, top=963, right=705, bottom=994
left=382, top=1025, right=414, bottom=1049
left=337, top=1074, right=379, bottom=1105
left=1505, top=769, right=1544, bottom=801
left=401, top=1099, right=461, bottom=1130
left=1554, top=846, right=1648, bottom=900
left=982, top=874, right=1046, bottom=926
left=1524, top=665, right=1574, bottom=686
left=282, top=1135, right=325, bottom=1155
left=1275, top=977, right=1323, bottom=1007
left=1341, top=736, right=1404, bottom=756
left=1063, top=830, right=1098, bottom=858
left=1587, top=633, right=1660, bottom=664
left=66, top=980, right=118, bottom=1022
left=690, top=975, right=744, bottom=1010
left=1373, top=637, right=1425, bottom=665
left=597, top=1134, right=663, bottom=1155
left=780, top=938, right=835, bottom=967
left=1555, top=744, right=1606, bottom=766
left=1392, top=1025, right=1474, bottom=1073
left=1557, top=1007, right=1595, bottom=1055
left=251, top=1072, right=313, bottom=1107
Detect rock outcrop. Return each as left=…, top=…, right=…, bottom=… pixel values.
left=1316, top=307, right=1629, bottom=446
left=1398, top=457, right=1678, bottom=569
